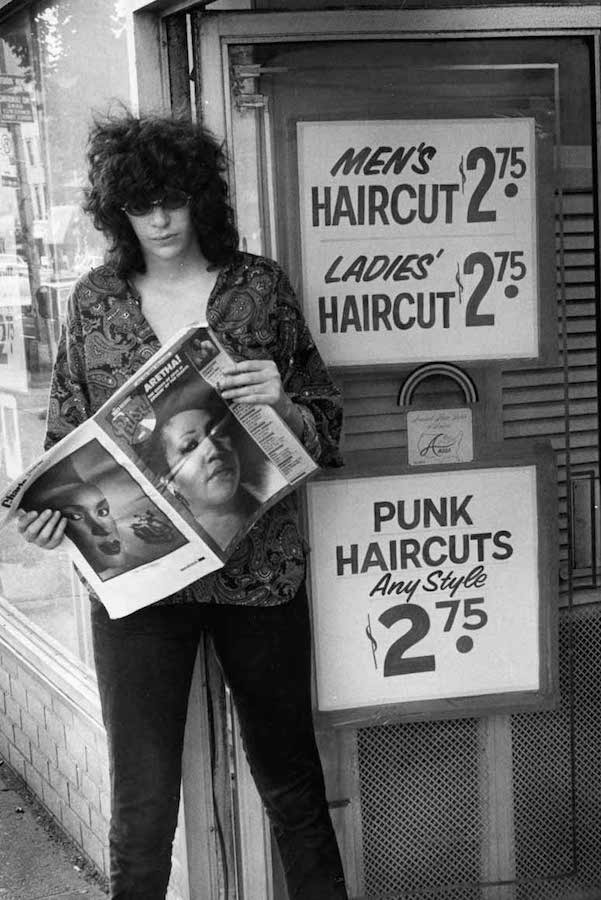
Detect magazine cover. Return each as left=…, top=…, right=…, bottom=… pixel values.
left=97, top=327, right=295, bottom=555
left=0, top=325, right=318, bottom=617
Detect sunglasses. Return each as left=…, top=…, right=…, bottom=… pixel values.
left=121, top=188, right=191, bottom=217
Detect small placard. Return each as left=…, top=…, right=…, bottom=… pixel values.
left=407, top=408, right=473, bottom=466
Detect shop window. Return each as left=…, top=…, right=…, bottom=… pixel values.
left=0, top=1, right=130, bottom=662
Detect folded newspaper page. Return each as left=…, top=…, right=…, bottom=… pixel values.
left=0, top=325, right=318, bottom=618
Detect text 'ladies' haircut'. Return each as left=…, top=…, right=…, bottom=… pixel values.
left=83, top=109, right=239, bottom=275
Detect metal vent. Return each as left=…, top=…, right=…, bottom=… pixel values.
left=513, top=604, right=601, bottom=899
left=357, top=717, right=481, bottom=898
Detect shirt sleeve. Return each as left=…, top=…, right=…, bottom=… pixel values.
left=275, top=267, right=343, bottom=468
left=43, top=281, right=91, bottom=451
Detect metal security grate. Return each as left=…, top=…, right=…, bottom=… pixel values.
left=512, top=604, right=601, bottom=899
left=512, top=608, right=576, bottom=887
left=357, top=717, right=481, bottom=898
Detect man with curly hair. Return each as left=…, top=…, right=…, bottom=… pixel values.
left=17, top=110, right=347, bottom=900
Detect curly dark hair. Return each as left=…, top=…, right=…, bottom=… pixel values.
left=83, top=110, right=239, bottom=275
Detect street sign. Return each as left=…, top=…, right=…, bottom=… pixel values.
left=0, top=94, right=33, bottom=124
left=0, top=75, right=25, bottom=90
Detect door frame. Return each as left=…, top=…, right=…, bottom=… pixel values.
left=134, top=4, right=601, bottom=897
left=197, top=6, right=601, bottom=137
left=197, top=7, right=601, bottom=257
left=189, top=9, right=601, bottom=899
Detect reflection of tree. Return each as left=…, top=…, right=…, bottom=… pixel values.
left=1, top=29, right=31, bottom=79
left=3, top=3, right=129, bottom=207
left=2, top=1, right=131, bottom=277
left=2, top=2, right=128, bottom=85
left=31, top=2, right=130, bottom=208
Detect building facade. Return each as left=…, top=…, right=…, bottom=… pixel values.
left=0, top=1, right=600, bottom=898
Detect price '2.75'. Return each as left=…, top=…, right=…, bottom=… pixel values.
left=376, top=597, right=488, bottom=677
left=463, top=250, right=527, bottom=327
left=466, top=145, right=528, bottom=223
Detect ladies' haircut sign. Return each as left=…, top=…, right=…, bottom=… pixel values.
left=306, top=457, right=557, bottom=724
left=297, top=118, right=539, bottom=366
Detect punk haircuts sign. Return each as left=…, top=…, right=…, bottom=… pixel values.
left=297, top=118, right=541, bottom=367
left=306, top=450, right=557, bottom=725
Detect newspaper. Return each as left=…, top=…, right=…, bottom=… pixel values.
left=0, top=325, right=318, bottom=618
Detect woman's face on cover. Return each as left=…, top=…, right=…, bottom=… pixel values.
left=58, top=484, right=125, bottom=571
left=162, top=408, right=241, bottom=510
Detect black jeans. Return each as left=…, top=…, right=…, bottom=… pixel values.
left=91, top=586, right=348, bottom=900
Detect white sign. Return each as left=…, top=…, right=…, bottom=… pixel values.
left=297, top=118, right=538, bottom=366
left=0, top=391, right=22, bottom=478
left=407, top=408, right=473, bottom=466
left=0, top=93, right=33, bottom=124
left=307, top=466, right=540, bottom=716
left=0, top=306, right=28, bottom=392
left=0, top=272, right=30, bottom=307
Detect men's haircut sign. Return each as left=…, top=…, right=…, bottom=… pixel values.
left=297, top=118, right=538, bottom=366
left=307, top=466, right=541, bottom=717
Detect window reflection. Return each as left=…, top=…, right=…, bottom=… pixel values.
left=0, top=1, right=130, bottom=659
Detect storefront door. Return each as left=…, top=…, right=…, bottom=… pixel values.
left=181, top=9, right=601, bottom=899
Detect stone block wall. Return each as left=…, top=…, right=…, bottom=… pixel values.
left=0, top=640, right=110, bottom=874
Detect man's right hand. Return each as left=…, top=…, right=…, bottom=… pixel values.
left=16, top=509, right=67, bottom=550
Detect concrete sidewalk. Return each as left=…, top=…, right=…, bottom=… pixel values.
left=0, top=758, right=108, bottom=900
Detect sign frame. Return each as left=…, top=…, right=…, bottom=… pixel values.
left=306, top=442, right=558, bottom=728
left=297, top=112, right=557, bottom=373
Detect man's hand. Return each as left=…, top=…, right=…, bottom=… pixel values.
left=219, top=360, right=285, bottom=409
left=16, top=509, right=67, bottom=550
left=218, top=360, right=304, bottom=437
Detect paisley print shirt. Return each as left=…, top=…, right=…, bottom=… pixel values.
left=45, top=252, right=343, bottom=606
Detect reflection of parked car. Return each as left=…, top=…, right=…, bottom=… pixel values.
left=36, top=279, right=77, bottom=364
left=0, top=253, right=28, bottom=276
left=0, top=253, right=30, bottom=307
left=36, top=279, right=76, bottom=324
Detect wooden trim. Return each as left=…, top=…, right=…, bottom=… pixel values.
left=231, top=709, right=274, bottom=900
left=131, top=0, right=192, bottom=12
left=315, top=727, right=365, bottom=896
left=537, top=73, right=562, bottom=368
left=130, top=0, right=251, bottom=16
left=181, top=647, right=226, bottom=900
left=132, top=10, right=171, bottom=112
left=197, top=14, right=228, bottom=136
left=0, top=1, right=29, bottom=24
left=593, top=34, right=601, bottom=462
left=166, top=13, right=192, bottom=119
left=226, top=44, right=267, bottom=256
left=313, top=681, right=559, bottom=730
left=201, top=7, right=601, bottom=42
left=479, top=715, right=517, bottom=898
